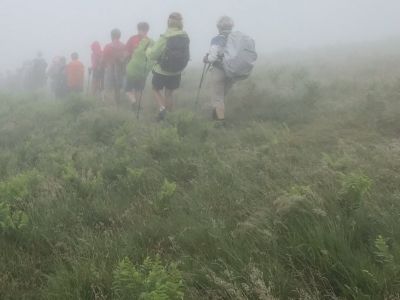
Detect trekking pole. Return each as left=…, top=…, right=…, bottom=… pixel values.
left=136, top=57, right=149, bottom=120
left=136, top=89, right=144, bottom=120
left=86, top=68, right=92, bottom=96
left=195, top=62, right=211, bottom=107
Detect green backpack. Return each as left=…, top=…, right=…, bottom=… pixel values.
left=126, top=38, right=154, bottom=80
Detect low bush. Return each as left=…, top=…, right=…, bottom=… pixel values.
left=1, top=56, right=400, bottom=299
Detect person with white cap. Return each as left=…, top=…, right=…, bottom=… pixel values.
left=204, top=16, right=257, bottom=121
left=204, top=16, right=235, bottom=121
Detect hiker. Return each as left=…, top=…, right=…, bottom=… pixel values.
left=147, top=12, right=190, bottom=120
left=102, top=28, right=126, bottom=104
left=66, top=52, right=85, bottom=93
left=125, top=22, right=153, bottom=107
left=90, top=41, right=104, bottom=96
left=48, top=56, right=60, bottom=95
left=203, top=16, right=257, bottom=120
left=48, top=56, right=68, bottom=98
left=30, top=52, right=48, bottom=92
left=126, top=22, right=150, bottom=59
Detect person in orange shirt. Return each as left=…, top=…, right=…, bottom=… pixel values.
left=66, top=52, right=84, bottom=93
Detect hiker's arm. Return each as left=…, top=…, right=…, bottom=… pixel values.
left=207, top=36, right=225, bottom=63
left=207, top=45, right=220, bottom=63
left=146, top=36, right=166, bottom=61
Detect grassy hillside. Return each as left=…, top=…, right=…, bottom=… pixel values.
left=1, top=48, right=400, bottom=299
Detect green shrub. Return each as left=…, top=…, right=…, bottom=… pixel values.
left=2, top=49, right=400, bottom=299
left=112, top=256, right=184, bottom=300
left=154, top=179, right=177, bottom=213
left=374, top=235, right=394, bottom=265
left=0, top=201, right=29, bottom=233
left=339, top=173, right=372, bottom=217
left=0, top=171, right=41, bottom=205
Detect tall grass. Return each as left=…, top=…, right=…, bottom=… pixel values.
left=1, top=45, right=400, bottom=299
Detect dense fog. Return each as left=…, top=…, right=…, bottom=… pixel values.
left=3, top=1, right=400, bottom=299
left=1, top=0, right=400, bottom=70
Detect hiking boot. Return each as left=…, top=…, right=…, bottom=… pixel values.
left=157, top=108, right=167, bottom=121
left=213, top=119, right=226, bottom=128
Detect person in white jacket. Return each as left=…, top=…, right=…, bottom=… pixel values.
left=204, top=16, right=235, bottom=120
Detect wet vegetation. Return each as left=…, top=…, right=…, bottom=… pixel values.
left=1, top=46, right=400, bottom=299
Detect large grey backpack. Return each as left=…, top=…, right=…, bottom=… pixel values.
left=223, top=31, right=257, bottom=79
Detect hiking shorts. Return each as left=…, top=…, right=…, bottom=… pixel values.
left=92, top=68, right=104, bottom=81
left=152, top=71, right=181, bottom=91
left=125, top=77, right=146, bottom=92
left=211, top=67, right=234, bottom=108
left=104, top=67, right=124, bottom=91
left=68, top=86, right=83, bottom=94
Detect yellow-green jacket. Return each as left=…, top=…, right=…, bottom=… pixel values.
left=146, top=28, right=188, bottom=76
left=126, top=37, right=154, bottom=81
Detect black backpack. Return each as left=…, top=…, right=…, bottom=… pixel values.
left=159, top=34, right=190, bottom=73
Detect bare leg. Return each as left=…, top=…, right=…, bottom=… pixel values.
left=92, top=79, right=99, bottom=96
left=165, top=89, right=174, bottom=111
left=153, top=88, right=166, bottom=110
left=134, top=89, right=142, bottom=104
left=211, top=68, right=226, bottom=120
left=126, top=91, right=136, bottom=103
left=126, top=91, right=132, bottom=99
left=114, top=87, right=121, bottom=105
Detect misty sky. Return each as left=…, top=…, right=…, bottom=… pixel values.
left=1, top=0, right=400, bottom=70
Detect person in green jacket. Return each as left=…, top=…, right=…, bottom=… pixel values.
left=146, top=12, right=190, bottom=121
left=125, top=22, right=154, bottom=108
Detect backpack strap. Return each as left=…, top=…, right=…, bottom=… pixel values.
left=143, top=38, right=152, bottom=52
left=211, top=34, right=228, bottom=68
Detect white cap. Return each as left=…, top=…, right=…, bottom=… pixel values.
left=217, top=16, right=234, bottom=31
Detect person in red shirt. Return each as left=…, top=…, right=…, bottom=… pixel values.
left=66, top=52, right=84, bottom=93
left=125, top=22, right=150, bottom=105
left=126, top=22, right=150, bottom=59
left=102, top=28, right=126, bottom=104
left=90, top=41, right=104, bottom=96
